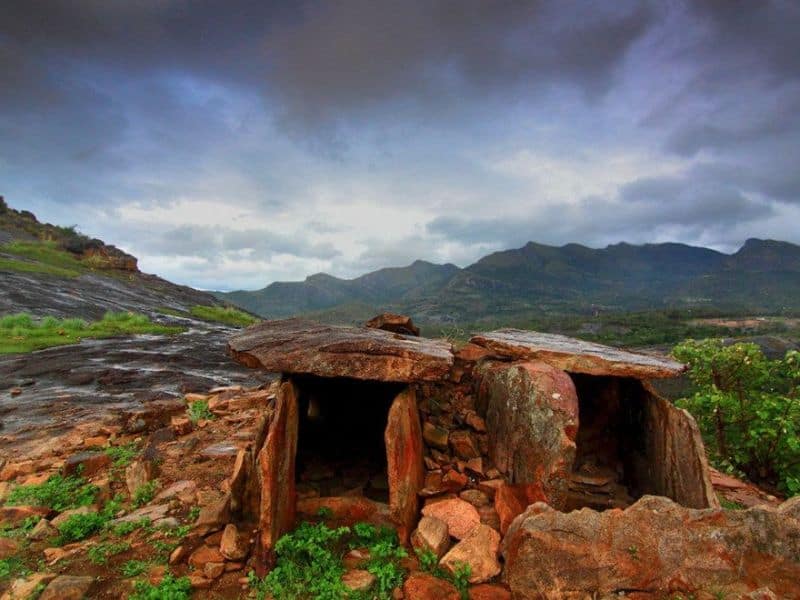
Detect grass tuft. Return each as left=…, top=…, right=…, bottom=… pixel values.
left=189, top=305, right=259, bottom=327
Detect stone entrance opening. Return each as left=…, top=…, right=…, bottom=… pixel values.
left=567, top=375, right=641, bottom=511
left=293, top=375, right=404, bottom=502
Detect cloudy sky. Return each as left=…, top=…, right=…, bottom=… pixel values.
left=1, top=1, right=799, bottom=290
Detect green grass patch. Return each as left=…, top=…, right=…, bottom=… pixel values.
left=5, top=474, right=97, bottom=511
left=248, top=520, right=413, bottom=600
left=0, top=240, right=86, bottom=273
left=105, top=443, right=139, bottom=469
left=0, top=256, right=81, bottom=277
left=0, top=311, right=185, bottom=354
left=132, top=481, right=159, bottom=508
left=130, top=572, right=192, bottom=600
left=186, top=399, right=213, bottom=424
left=189, top=304, right=259, bottom=327
left=121, top=559, right=149, bottom=577
left=0, top=556, right=30, bottom=581
left=87, top=540, right=131, bottom=565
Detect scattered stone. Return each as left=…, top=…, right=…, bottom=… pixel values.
left=169, top=545, right=187, bottom=565
left=503, top=496, right=800, bottom=598
left=220, top=523, right=250, bottom=561
left=468, top=583, right=511, bottom=600
left=184, top=393, right=208, bottom=403
left=154, top=480, right=197, bottom=505
left=449, top=430, right=480, bottom=460
left=403, top=571, right=460, bottom=600
left=423, top=422, right=449, bottom=451
left=459, top=490, right=490, bottom=508
left=442, top=469, right=468, bottom=492
left=1, top=573, right=56, bottom=600
left=477, top=479, right=503, bottom=499
left=188, top=544, right=225, bottom=569
left=342, top=569, right=377, bottom=592
left=194, top=493, right=231, bottom=536
left=0, top=461, right=36, bottom=481
left=188, top=574, right=212, bottom=589
left=0, top=505, right=51, bottom=528
left=411, top=515, right=450, bottom=559
left=421, top=498, right=480, bottom=540
left=28, top=518, right=57, bottom=541
left=464, top=457, right=483, bottom=476
left=83, top=436, right=107, bottom=448
left=171, top=416, right=193, bottom=436
left=39, top=575, right=94, bottom=600
left=112, top=503, right=169, bottom=525
left=203, top=561, right=225, bottom=580
left=463, top=412, right=487, bottom=433
left=0, top=538, right=19, bottom=559
left=10, top=388, right=22, bottom=396
left=63, top=451, right=110, bottom=478
left=440, top=524, right=501, bottom=584
left=125, top=458, right=157, bottom=497
left=51, top=506, right=96, bottom=528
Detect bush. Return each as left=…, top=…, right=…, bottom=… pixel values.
left=674, top=339, right=800, bottom=495
left=133, top=481, right=159, bottom=507
left=5, top=474, right=97, bottom=511
left=186, top=400, right=213, bottom=424
left=129, top=572, right=191, bottom=600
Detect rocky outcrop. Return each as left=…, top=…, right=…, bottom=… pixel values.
left=476, top=360, right=578, bottom=509
left=228, top=318, right=453, bottom=382
left=502, top=496, right=800, bottom=598
left=366, top=313, right=420, bottom=336
left=470, top=329, right=685, bottom=378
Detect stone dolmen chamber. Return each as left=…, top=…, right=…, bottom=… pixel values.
left=227, top=315, right=717, bottom=571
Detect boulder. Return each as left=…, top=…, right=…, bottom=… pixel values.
left=188, top=544, right=225, bottom=569
left=39, top=575, right=94, bottom=600
left=220, top=523, right=250, bottom=561
left=0, top=505, right=51, bottom=528
left=502, top=496, right=800, bottom=598
left=194, top=493, right=231, bottom=536
left=421, top=498, right=480, bottom=540
left=403, top=572, right=460, bottom=600
left=477, top=360, right=577, bottom=509
left=470, top=329, right=685, bottom=378
left=228, top=318, right=453, bottom=383
left=0, top=573, right=56, bottom=600
left=440, top=524, right=501, bottom=584
left=411, top=515, right=450, bottom=559
left=365, top=313, right=420, bottom=337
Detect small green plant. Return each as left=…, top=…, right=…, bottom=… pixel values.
left=0, top=557, right=29, bottom=581
left=186, top=400, right=213, bottom=424
left=111, top=517, right=152, bottom=537
left=87, top=541, right=131, bottom=565
left=315, top=506, right=333, bottom=519
left=129, top=572, right=191, bottom=600
left=133, top=481, right=159, bottom=508
left=627, top=544, right=639, bottom=559
left=5, top=474, right=97, bottom=511
left=187, top=506, right=201, bottom=522
left=55, top=511, right=108, bottom=544
left=121, top=559, right=149, bottom=577
left=415, top=547, right=439, bottom=573
left=189, top=304, right=258, bottom=327
left=717, top=495, right=744, bottom=510
left=105, top=443, right=139, bottom=469
left=450, top=563, right=471, bottom=600
left=414, top=548, right=470, bottom=599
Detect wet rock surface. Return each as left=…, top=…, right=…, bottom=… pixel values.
left=0, top=321, right=263, bottom=455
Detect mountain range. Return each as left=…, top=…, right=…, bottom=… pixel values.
left=216, top=239, right=800, bottom=325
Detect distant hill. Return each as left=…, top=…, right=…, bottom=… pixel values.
left=216, top=238, right=800, bottom=325
left=0, top=197, right=230, bottom=321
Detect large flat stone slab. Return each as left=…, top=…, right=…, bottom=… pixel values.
left=469, top=329, right=684, bottom=379
left=228, top=319, right=453, bottom=382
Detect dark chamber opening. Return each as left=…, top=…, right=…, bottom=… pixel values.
left=292, top=375, right=404, bottom=503
left=566, top=374, right=649, bottom=511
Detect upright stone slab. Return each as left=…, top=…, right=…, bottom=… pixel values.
left=476, top=360, right=579, bottom=509
left=470, top=329, right=685, bottom=379
left=256, top=379, right=298, bottom=564
left=229, top=318, right=453, bottom=382
left=385, top=387, right=425, bottom=544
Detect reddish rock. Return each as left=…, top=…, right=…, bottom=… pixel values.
left=125, top=458, right=157, bottom=498
left=477, top=479, right=503, bottom=499
left=502, top=496, right=800, bottom=598
left=463, top=411, right=487, bottom=433
left=495, top=483, right=547, bottom=535
left=449, top=430, right=480, bottom=460
left=470, top=329, right=685, bottom=378
left=228, top=318, right=453, bottom=383
left=441, top=524, right=501, bottom=584
left=171, top=416, right=193, bottom=436
left=342, top=569, right=377, bottom=592
left=297, top=496, right=392, bottom=528
left=778, top=496, right=800, bottom=521
left=403, top=572, right=460, bottom=600
left=220, top=523, right=250, bottom=561
left=442, top=469, right=468, bottom=492
left=0, top=537, right=19, bottom=559
left=423, top=422, right=449, bottom=450
left=0, top=505, right=51, bottom=528
left=256, top=380, right=298, bottom=561
left=365, top=313, right=420, bottom=337
left=63, top=451, right=110, bottom=478
left=411, top=515, right=450, bottom=559
left=39, top=575, right=94, bottom=600
left=459, top=489, right=490, bottom=508
left=421, top=497, right=480, bottom=540
left=2, top=574, right=56, bottom=600
left=477, top=360, right=578, bottom=509
left=188, top=544, right=225, bottom=569
left=194, top=493, right=231, bottom=536
left=203, top=562, right=225, bottom=580
left=469, top=583, right=511, bottom=600
left=464, top=457, right=483, bottom=476
left=477, top=505, right=501, bottom=532
left=385, top=388, right=426, bottom=544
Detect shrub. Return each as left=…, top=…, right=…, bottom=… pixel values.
left=87, top=541, right=131, bottom=565
left=56, top=511, right=108, bottom=544
left=121, top=559, right=149, bottom=577
left=5, top=474, right=97, bottom=511
left=129, top=572, right=191, bottom=600
left=133, top=481, right=159, bottom=507
left=186, top=400, right=213, bottom=424
left=105, top=443, right=139, bottom=469
left=674, top=339, right=800, bottom=495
